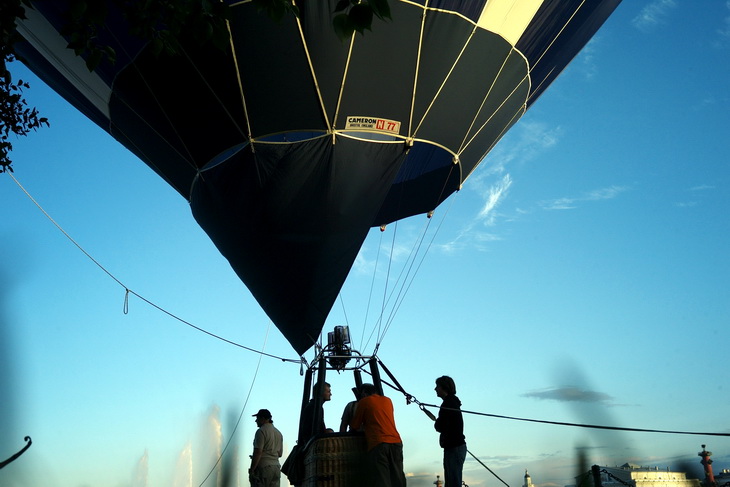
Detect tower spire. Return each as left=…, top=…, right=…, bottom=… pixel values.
left=699, top=444, right=717, bottom=487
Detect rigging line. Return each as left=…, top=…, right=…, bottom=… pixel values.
left=411, top=20, right=478, bottom=139
left=381, top=177, right=454, bottom=333
left=460, top=2, right=592, bottom=161
left=407, top=0, right=428, bottom=136
left=468, top=448, right=511, bottom=487
left=462, top=101, right=524, bottom=184
left=9, top=172, right=125, bottom=289
left=369, top=360, right=507, bottom=487
left=373, top=206, right=443, bottom=350
left=103, top=28, right=198, bottom=171
left=126, top=289, right=299, bottom=363
left=337, top=293, right=350, bottom=330
left=524, top=2, right=596, bottom=108
left=376, top=169, right=458, bottom=347
left=369, top=364, right=724, bottom=483
left=371, top=219, right=399, bottom=354
left=374, top=367, right=730, bottom=438
left=360, top=228, right=386, bottom=352
left=332, top=19, right=358, bottom=131
left=529, top=0, right=587, bottom=77
left=223, top=16, right=253, bottom=142
left=457, top=48, right=514, bottom=154
left=375, top=212, right=433, bottom=349
left=198, top=322, right=270, bottom=487
left=9, top=173, right=300, bottom=364
left=457, top=62, right=529, bottom=157
left=418, top=402, right=730, bottom=437
left=361, top=229, right=386, bottom=355
left=165, top=27, right=250, bottom=141
left=379, top=192, right=457, bottom=343
left=293, top=1, right=332, bottom=133
left=376, top=215, right=433, bottom=346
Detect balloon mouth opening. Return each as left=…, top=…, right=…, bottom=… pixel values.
left=203, top=142, right=249, bottom=171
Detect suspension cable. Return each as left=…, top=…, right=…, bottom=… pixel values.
left=376, top=193, right=458, bottom=349
left=8, top=172, right=300, bottom=364
left=374, top=358, right=508, bottom=486
left=416, top=403, right=730, bottom=437
left=369, top=356, right=730, bottom=487
left=198, top=323, right=270, bottom=486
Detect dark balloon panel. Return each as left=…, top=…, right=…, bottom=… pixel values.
left=16, top=0, right=622, bottom=354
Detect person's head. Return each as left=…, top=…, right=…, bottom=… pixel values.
left=314, top=382, right=332, bottom=402
left=252, top=408, right=272, bottom=426
left=435, top=376, right=456, bottom=398
left=324, top=382, right=332, bottom=401
left=359, top=383, right=378, bottom=397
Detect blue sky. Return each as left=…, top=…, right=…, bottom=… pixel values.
left=2, top=1, right=730, bottom=486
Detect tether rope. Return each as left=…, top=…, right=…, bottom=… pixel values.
left=364, top=356, right=730, bottom=487
left=417, top=403, right=730, bottom=437
left=371, top=359, right=730, bottom=438
left=8, top=172, right=300, bottom=364
left=197, top=322, right=270, bottom=486
left=375, top=359, right=509, bottom=486
left=373, top=191, right=458, bottom=353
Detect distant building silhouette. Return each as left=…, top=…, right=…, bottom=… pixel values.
left=524, top=470, right=535, bottom=487
left=715, top=469, right=730, bottom=487
left=576, top=463, right=701, bottom=487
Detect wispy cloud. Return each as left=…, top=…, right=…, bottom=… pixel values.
left=673, top=183, right=715, bottom=208
left=478, top=174, right=513, bottom=226
left=575, top=36, right=602, bottom=79
left=539, top=185, right=628, bottom=211
left=443, top=121, right=562, bottom=250
left=435, top=174, right=512, bottom=253
left=631, top=0, right=677, bottom=32
left=352, top=226, right=423, bottom=276
left=522, top=386, right=614, bottom=405
left=716, top=1, right=730, bottom=47
left=687, top=184, right=715, bottom=192
left=474, top=120, right=562, bottom=182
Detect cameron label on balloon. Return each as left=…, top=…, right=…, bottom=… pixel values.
left=345, top=116, right=401, bottom=135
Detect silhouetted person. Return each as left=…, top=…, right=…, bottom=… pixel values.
left=350, top=383, right=406, bottom=487
left=339, top=386, right=363, bottom=433
left=434, top=376, right=466, bottom=486
left=249, top=409, right=283, bottom=487
left=301, top=381, right=333, bottom=441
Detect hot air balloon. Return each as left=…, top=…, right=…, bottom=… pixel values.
left=14, top=0, right=622, bottom=358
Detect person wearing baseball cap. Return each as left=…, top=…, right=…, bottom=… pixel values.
left=249, top=409, right=283, bottom=486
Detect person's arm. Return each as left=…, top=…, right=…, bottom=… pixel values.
left=340, top=402, right=355, bottom=432
left=250, top=448, right=263, bottom=473
left=350, top=400, right=365, bottom=431
left=434, top=397, right=454, bottom=432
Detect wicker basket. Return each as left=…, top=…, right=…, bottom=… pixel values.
left=302, top=434, right=367, bottom=487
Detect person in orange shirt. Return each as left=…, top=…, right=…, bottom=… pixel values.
left=350, top=383, right=406, bottom=487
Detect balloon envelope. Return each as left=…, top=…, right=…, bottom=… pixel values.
left=16, top=0, right=621, bottom=355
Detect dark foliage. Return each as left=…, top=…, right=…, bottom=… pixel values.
left=1, top=0, right=46, bottom=173
left=0, top=0, right=390, bottom=172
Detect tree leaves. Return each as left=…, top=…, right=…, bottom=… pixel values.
left=252, top=0, right=300, bottom=22
left=59, top=0, right=233, bottom=72
left=333, top=0, right=392, bottom=40
left=0, top=72, right=49, bottom=172
left=0, top=0, right=392, bottom=172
